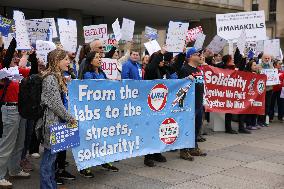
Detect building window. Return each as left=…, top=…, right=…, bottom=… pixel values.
left=269, top=0, right=277, bottom=21
left=252, top=0, right=259, bottom=11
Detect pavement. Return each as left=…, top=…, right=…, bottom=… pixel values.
left=12, top=121, right=284, bottom=189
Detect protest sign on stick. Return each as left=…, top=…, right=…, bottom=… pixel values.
left=121, top=18, right=135, bottom=41
left=83, top=24, right=108, bottom=43
left=186, top=26, right=203, bottom=42
left=216, top=10, right=266, bottom=41
left=26, top=20, right=49, bottom=47
left=36, top=40, right=56, bottom=65
left=144, top=40, right=161, bottom=56
left=145, top=26, right=158, bottom=40
left=166, top=21, right=189, bottom=52
left=264, top=39, right=280, bottom=58
left=206, top=35, right=227, bottom=54
left=58, top=18, right=77, bottom=53
left=194, top=33, right=206, bottom=50
left=13, top=10, right=31, bottom=50
left=260, top=69, right=280, bottom=86
left=112, top=18, right=122, bottom=41
left=101, top=58, right=118, bottom=80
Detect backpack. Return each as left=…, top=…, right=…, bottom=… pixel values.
left=18, top=74, right=44, bottom=120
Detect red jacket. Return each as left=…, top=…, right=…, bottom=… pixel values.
left=273, top=70, right=284, bottom=92
left=0, top=67, right=30, bottom=103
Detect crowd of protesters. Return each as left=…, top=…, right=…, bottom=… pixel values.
left=0, top=21, right=283, bottom=189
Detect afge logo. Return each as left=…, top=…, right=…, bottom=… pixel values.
left=147, top=84, right=168, bottom=111
left=159, top=118, right=179, bottom=145
left=257, top=80, right=265, bottom=94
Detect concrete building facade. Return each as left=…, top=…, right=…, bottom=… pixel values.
left=1, top=0, right=245, bottom=52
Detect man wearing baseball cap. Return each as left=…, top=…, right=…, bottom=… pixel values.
left=178, top=47, right=207, bottom=160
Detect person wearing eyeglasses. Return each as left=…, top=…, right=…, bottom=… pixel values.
left=178, top=47, right=207, bottom=160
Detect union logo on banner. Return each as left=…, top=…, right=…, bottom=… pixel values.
left=159, top=118, right=179, bottom=145
left=147, top=83, right=168, bottom=111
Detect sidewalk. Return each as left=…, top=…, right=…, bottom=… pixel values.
left=12, top=122, right=284, bottom=189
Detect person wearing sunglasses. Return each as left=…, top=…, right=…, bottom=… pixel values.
left=178, top=47, right=207, bottom=160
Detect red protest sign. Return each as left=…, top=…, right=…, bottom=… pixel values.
left=203, top=66, right=266, bottom=115
left=186, top=26, right=203, bottom=42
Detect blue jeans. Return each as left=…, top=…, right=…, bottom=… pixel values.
left=0, top=105, right=25, bottom=179
left=40, top=148, right=57, bottom=189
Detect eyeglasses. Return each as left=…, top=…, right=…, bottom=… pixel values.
left=97, top=46, right=103, bottom=49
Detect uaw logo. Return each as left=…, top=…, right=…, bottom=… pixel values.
left=159, top=118, right=179, bottom=145
left=147, top=84, right=168, bottom=111
left=257, top=80, right=265, bottom=95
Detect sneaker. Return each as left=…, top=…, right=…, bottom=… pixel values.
left=255, top=125, right=262, bottom=129
left=225, top=129, right=238, bottom=134
left=263, top=123, right=269, bottom=127
left=197, top=136, right=206, bottom=142
left=144, top=158, right=156, bottom=167
left=30, top=153, right=40, bottom=159
left=101, top=163, right=119, bottom=172
left=152, top=153, right=167, bottom=162
left=9, top=170, right=30, bottom=179
left=56, top=170, right=76, bottom=180
left=180, top=150, right=194, bottom=161
left=56, top=177, right=64, bottom=185
left=238, top=128, right=251, bottom=134
left=189, top=148, right=207, bottom=156
left=0, top=179, right=12, bottom=188
left=79, top=168, right=94, bottom=178
left=20, top=159, right=33, bottom=172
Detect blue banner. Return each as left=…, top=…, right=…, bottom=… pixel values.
left=0, top=16, right=14, bottom=37
left=50, top=122, right=80, bottom=154
left=68, top=79, right=195, bottom=170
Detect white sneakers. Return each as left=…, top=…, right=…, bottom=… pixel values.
left=9, top=170, right=30, bottom=178
left=30, top=153, right=40, bottom=159
left=0, top=179, right=12, bottom=188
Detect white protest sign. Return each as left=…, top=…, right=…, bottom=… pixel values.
left=261, top=69, right=280, bottom=86
left=166, top=21, right=189, bottom=52
left=256, top=40, right=264, bottom=55
left=194, top=33, right=206, bottom=50
left=13, top=10, right=31, bottom=50
left=0, top=66, right=23, bottom=80
left=237, top=30, right=247, bottom=54
left=83, top=24, right=108, bottom=43
left=228, top=41, right=234, bottom=55
left=245, top=41, right=257, bottom=55
left=121, top=18, right=135, bottom=41
left=279, top=49, right=283, bottom=61
left=57, top=18, right=77, bottom=53
left=31, top=18, right=57, bottom=38
left=264, top=39, right=280, bottom=58
left=145, top=26, right=158, bottom=40
left=101, top=58, right=118, bottom=80
left=36, top=40, right=56, bottom=65
left=206, top=35, right=227, bottom=54
left=144, top=40, right=161, bottom=56
left=112, top=18, right=122, bottom=41
left=26, top=20, right=49, bottom=47
left=186, top=26, right=203, bottom=42
left=216, top=10, right=266, bottom=41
